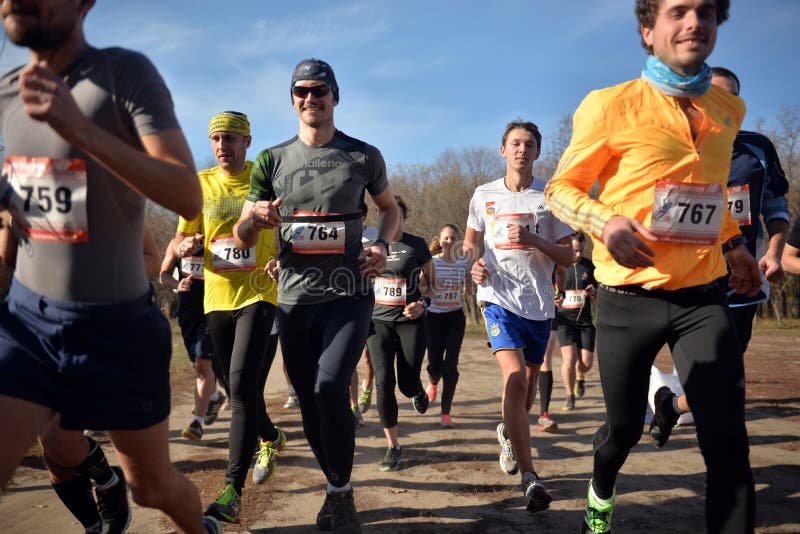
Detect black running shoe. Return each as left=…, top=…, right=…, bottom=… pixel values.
left=328, top=489, right=361, bottom=533
left=575, top=378, right=586, bottom=398
left=412, top=390, right=429, bottom=414
left=95, top=467, right=131, bottom=534
left=650, top=386, right=679, bottom=448
left=522, top=471, right=552, bottom=513
left=204, top=393, right=226, bottom=426
left=379, top=446, right=402, bottom=471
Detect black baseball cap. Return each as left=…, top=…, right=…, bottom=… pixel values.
left=291, top=58, right=339, bottom=102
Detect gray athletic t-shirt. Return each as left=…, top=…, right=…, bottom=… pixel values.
left=247, top=131, right=388, bottom=304
left=0, top=47, right=179, bottom=301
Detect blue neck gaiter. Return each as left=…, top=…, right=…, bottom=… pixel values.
left=641, top=55, right=711, bottom=97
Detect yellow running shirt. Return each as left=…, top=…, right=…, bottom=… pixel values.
left=177, top=162, right=277, bottom=313
left=546, top=80, right=745, bottom=290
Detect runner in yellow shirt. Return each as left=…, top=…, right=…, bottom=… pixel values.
left=175, top=111, right=281, bottom=523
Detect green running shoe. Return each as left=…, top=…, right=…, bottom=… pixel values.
left=253, top=427, right=287, bottom=485
left=358, top=387, right=372, bottom=414
left=582, top=479, right=614, bottom=533
left=205, top=483, right=240, bottom=523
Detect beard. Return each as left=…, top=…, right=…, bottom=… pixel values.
left=4, top=11, right=76, bottom=50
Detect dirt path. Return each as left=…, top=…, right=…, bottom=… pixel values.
left=3, top=330, right=799, bottom=533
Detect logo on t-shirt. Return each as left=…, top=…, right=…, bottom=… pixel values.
left=485, top=201, right=495, bottom=216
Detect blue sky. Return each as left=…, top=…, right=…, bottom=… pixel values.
left=2, top=0, right=798, bottom=170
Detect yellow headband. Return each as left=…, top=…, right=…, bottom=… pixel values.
left=208, top=111, right=250, bottom=137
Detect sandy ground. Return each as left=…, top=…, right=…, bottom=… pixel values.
left=2, top=329, right=799, bottom=533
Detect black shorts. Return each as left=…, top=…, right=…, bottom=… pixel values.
left=557, top=316, right=596, bottom=351
left=178, top=311, right=214, bottom=363
left=0, top=279, right=171, bottom=431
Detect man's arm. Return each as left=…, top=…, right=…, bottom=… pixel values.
left=781, top=218, right=800, bottom=275
left=505, top=226, right=573, bottom=267
left=760, top=219, right=789, bottom=282
left=358, top=188, right=399, bottom=276
left=18, top=61, right=201, bottom=220
left=158, top=236, right=180, bottom=291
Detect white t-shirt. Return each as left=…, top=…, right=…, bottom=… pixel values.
left=429, top=256, right=469, bottom=313
left=466, top=177, right=573, bottom=320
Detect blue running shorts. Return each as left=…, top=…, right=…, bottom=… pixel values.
left=0, top=279, right=172, bottom=431
left=482, top=301, right=550, bottom=365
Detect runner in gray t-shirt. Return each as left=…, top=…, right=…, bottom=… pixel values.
left=0, top=3, right=218, bottom=533
left=234, top=58, right=400, bottom=533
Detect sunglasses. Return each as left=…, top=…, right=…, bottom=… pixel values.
left=291, top=84, right=331, bottom=98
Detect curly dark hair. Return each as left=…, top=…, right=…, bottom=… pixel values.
left=635, top=0, right=730, bottom=54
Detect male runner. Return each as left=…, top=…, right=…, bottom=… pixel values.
left=545, top=1, right=760, bottom=532
left=0, top=1, right=219, bottom=532
left=556, top=232, right=596, bottom=411
left=176, top=111, right=281, bottom=523
left=464, top=119, right=572, bottom=513
left=233, top=58, right=400, bottom=533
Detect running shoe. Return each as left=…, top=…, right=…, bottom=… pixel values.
left=426, top=381, right=438, bottom=402
left=581, top=479, right=614, bottom=533
left=181, top=420, right=203, bottom=441
left=316, top=492, right=333, bottom=531
left=352, top=406, right=365, bottom=429
left=522, top=471, right=552, bottom=513
left=575, top=377, right=586, bottom=398
left=650, top=386, right=679, bottom=448
left=358, top=386, right=372, bottom=414
left=412, top=390, right=429, bottom=414
left=203, top=516, right=223, bottom=534
left=328, top=488, right=361, bottom=533
left=95, top=467, right=131, bottom=534
left=204, top=393, right=226, bottom=426
left=537, top=412, right=558, bottom=433
left=440, top=414, right=455, bottom=427
left=496, top=422, right=519, bottom=475
left=379, top=446, right=402, bottom=471
left=283, top=394, right=299, bottom=409
left=253, top=427, right=287, bottom=485
left=563, top=395, right=576, bottom=411
left=205, top=483, right=241, bottom=523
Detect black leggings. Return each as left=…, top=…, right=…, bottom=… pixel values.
left=425, top=309, right=465, bottom=415
left=278, top=295, right=373, bottom=488
left=206, top=301, right=277, bottom=493
left=368, top=317, right=426, bottom=429
left=593, top=284, right=754, bottom=533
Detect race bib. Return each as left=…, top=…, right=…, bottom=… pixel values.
left=562, top=289, right=586, bottom=310
left=3, top=156, right=88, bottom=243
left=180, top=256, right=205, bottom=280
left=210, top=236, right=256, bottom=272
left=289, top=211, right=345, bottom=254
left=649, top=180, right=724, bottom=245
left=726, top=185, right=751, bottom=226
left=432, top=280, right=462, bottom=308
left=492, top=213, right=537, bottom=249
left=374, top=277, right=407, bottom=306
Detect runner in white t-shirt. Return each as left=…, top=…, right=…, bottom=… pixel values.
left=463, top=120, right=573, bottom=514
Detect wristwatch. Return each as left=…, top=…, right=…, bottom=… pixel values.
left=721, top=235, right=745, bottom=254
left=419, top=296, right=431, bottom=309
left=374, top=238, right=391, bottom=255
